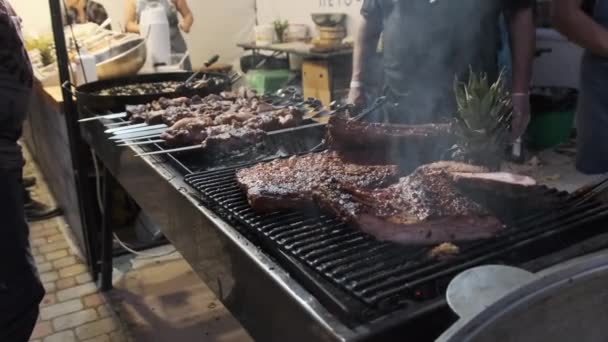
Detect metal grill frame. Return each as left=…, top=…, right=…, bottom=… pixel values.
left=184, top=159, right=608, bottom=327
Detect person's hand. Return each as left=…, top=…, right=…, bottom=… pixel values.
left=179, top=22, right=190, bottom=33
left=510, top=93, right=531, bottom=142
left=347, top=86, right=366, bottom=110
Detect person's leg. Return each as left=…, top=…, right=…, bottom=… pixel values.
left=22, top=177, right=62, bottom=222
left=0, top=168, right=45, bottom=342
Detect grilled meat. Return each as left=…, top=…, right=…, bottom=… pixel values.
left=244, top=108, right=303, bottom=131
left=236, top=151, right=401, bottom=212
left=429, top=243, right=460, bottom=259
left=159, top=106, right=196, bottom=125
left=311, top=162, right=538, bottom=245
left=214, top=112, right=255, bottom=126
left=327, top=114, right=456, bottom=170
left=161, top=117, right=215, bottom=146
left=202, top=125, right=267, bottom=156
left=447, top=171, right=560, bottom=220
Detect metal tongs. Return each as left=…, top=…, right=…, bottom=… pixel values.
left=175, top=54, right=220, bottom=92
left=348, top=96, right=387, bottom=122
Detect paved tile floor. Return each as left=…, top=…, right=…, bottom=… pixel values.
left=29, top=217, right=128, bottom=342
left=24, top=147, right=251, bottom=342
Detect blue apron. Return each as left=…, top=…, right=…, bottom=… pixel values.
left=576, top=0, right=608, bottom=174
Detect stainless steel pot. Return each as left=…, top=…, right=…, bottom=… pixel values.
left=438, top=251, right=608, bottom=342
left=95, top=37, right=147, bottom=80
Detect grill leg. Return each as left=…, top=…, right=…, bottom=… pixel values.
left=100, top=168, right=114, bottom=292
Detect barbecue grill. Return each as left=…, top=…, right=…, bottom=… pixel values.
left=181, top=158, right=608, bottom=339
left=83, top=109, right=608, bottom=341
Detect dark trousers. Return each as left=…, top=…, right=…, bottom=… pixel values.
left=0, top=168, right=44, bottom=342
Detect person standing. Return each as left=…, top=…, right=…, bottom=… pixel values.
left=66, top=0, right=111, bottom=27
left=347, top=0, right=535, bottom=141
left=552, top=0, right=608, bottom=174
left=0, top=1, right=45, bottom=340
left=125, top=0, right=194, bottom=70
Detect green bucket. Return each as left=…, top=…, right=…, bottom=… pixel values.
left=246, top=69, right=293, bottom=95
left=526, top=110, right=574, bottom=149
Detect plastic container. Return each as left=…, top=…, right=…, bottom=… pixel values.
left=527, top=87, right=578, bottom=149
left=246, top=69, right=293, bottom=95
left=74, top=48, right=98, bottom=85
left=254, top=25, right=275, bottom=46
left=286, top=24, right=309, bottom=42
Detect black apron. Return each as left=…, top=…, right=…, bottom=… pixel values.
left=576, top=0, right=608, bottom=174
left=377, top=0, right=502, bottom=124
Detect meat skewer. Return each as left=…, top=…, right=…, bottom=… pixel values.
left=107, top=124, right=168, bottom=135
left=105, top=123, right=148, bottom=133
left=78, top=112, right=127, bottom=122
left=135, top=125, right=266, bottom=157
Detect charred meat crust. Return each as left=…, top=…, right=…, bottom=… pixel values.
left=236, top=151, right=401, bottom=212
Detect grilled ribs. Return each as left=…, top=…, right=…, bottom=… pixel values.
left=313, top=161, right=537, bottom=244
left=327, top=114, right=456, bottom=170
left=236, top=151, right=401, bottom=212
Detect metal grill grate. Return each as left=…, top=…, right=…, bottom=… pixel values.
left=185, top=161, right=608, bottom=326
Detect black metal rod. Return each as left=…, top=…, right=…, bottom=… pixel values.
left=100, top=168, right=114, bottom=291
left=48, top=0, right=100, bottom=280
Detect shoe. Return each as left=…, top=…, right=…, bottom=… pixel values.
left=25, top=199, right=62, bottom=222
left=23, top=176, right=37, bottom=189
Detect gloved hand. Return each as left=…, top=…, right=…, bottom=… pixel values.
left=510, top=93, right=531, bottom=142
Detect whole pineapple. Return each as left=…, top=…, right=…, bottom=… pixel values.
left=451, top=69, right=513, bottom=170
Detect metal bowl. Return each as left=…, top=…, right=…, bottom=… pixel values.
left=95, top=38, right=147, bottom=80
left=311, top=13, right=346, bottom=27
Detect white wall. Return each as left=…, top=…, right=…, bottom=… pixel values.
left=97, top=0, right=256, bottom=69
left=10, top=0, right=256, bottom=70
left=256, top=0, right=364, bottom=38
left=8, top=0, right=53, bottom=36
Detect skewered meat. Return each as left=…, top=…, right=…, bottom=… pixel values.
left=126, top=104, right=151, bottom=123
left=214, top=112, right=255, bottom=126
left=158, top=106, right=196, bottom=125
left=311, top=162, right=539, bottom=245
left=236, top=151, right=401, bottom=212
left=201, top=125, right=266, bottom=156
left=327, top=114, right=456, bottom=170
left=244, top=108, right=303, bottom=131
left=161, top=117, right=215, bottom=146
left=151, top=97, right=190, bottom=111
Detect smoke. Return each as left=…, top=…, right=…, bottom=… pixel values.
left=377, top=0, right=502, bottom=124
